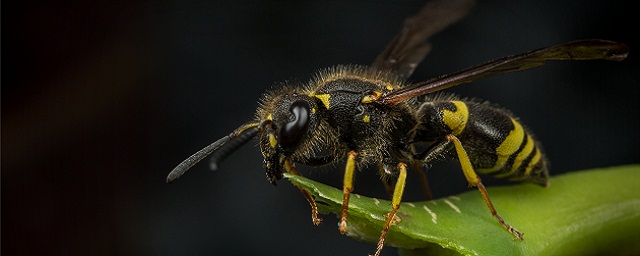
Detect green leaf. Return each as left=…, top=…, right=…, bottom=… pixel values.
left=284, top=165, right=640, bottom=256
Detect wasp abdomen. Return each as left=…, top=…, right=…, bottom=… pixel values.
left=415, top=100, right=549, bottom=186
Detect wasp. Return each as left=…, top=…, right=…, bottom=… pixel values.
left=167, top=0, right=628, bottom=255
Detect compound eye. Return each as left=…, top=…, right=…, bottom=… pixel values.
left=279, top=100, right=311, bottom=154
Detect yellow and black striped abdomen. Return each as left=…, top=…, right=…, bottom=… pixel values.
left=415, top=100, right=549, bottom=186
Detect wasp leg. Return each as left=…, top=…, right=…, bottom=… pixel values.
left=379, top=162, right=399, bottom=198
left=284, top=160, right=322, bottom=225
left=383, top=164, right=431, bottom=200
left=446, top=134, right=524, bottom=239
left=339, top=151, right=357, bottom=234
left=416, top=138, right=452, bottom=162
left=373, top=162, right=408, bottom=256
left=415, top=139, right=455, bottom=200
left=412, top=164, right=433, bottom=200
left=382, top=180, right=394, bottom=198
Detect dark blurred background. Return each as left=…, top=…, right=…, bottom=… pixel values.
left=3, top=0, right=638, bottom=255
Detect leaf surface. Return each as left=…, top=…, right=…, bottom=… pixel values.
left=285, top=165, right=640, bottom=255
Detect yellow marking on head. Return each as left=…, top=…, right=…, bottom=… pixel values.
left=386, top=84, right=394, bottom=91
left=442, top=101, right=469, bottom=136
left=314, top=94, right=331, bottom=109
left=361, top=91, right=382, bottom=103
left=362, top=115, right=370, bottom=123
left=269, top=134, right=278, bottom=148
left=311, top=107, right=316, bottom=113
left=267, top=113, right=273, bottom=121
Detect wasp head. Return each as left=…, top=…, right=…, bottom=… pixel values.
left=257, top=89, right=321, bottom=185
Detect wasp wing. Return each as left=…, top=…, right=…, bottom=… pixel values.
left=370, top=0, right=475, bottom=79
left=380, top=39, right=629, bottom=104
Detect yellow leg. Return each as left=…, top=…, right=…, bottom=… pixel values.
left=339, top=151, right=357, bottom=234
left=446, top=134, right=524, bottom=239
left=284, top=160, right=322, bottom=225
left=372, top=162, right=407, bottom=256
